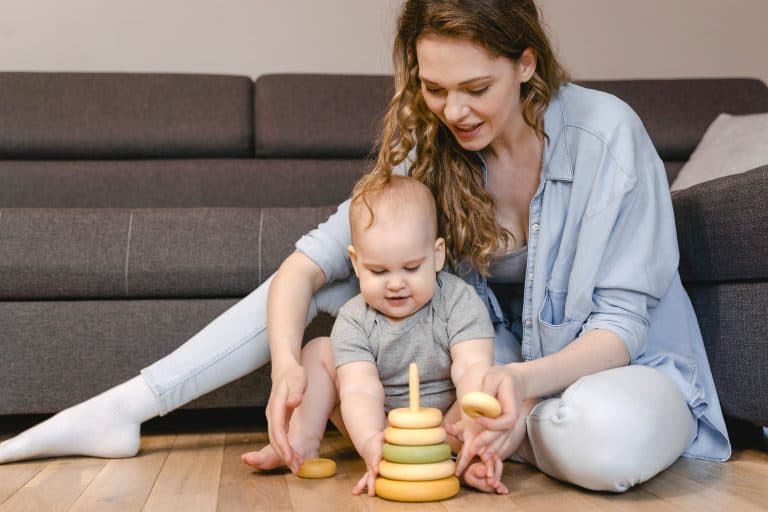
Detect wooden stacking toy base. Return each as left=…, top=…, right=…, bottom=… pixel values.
left=374, top=476, right=460, bottom=502
left=296, top=458, right=337, bottom=479
left=375, top=363, right=459, bottom=502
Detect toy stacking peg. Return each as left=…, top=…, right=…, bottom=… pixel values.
left=376, top=362, right=460, bottom=502
left=386, top=363, right=443, bottom=429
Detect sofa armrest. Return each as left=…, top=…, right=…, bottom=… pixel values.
left=673, top=165, right=768, bottom=283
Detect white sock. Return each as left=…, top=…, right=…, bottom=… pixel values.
left=0, top=375, right=160, bottom=463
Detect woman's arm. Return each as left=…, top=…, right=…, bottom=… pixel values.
left=480, top=328, right=629, bottom=433
left=337, top=361, right=387, bottom=496
left=265, top=251, right=327, bottom=468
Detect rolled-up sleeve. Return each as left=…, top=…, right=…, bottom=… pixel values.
left=295, top=198, right=354, bottom=284
left=581, top=152, right=679, bottom=361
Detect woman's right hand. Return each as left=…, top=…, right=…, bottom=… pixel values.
left=266, top=361, right=308, bottom=473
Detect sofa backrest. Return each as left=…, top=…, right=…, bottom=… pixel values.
left=0, top=72, right=253, bottom=159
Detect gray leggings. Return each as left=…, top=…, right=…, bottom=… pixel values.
left=141, top=275, right=695, bottom=492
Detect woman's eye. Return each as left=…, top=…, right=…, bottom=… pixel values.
left=424, top=86, right=444, bottom=94
left=467, top=87, right=488, bottom=96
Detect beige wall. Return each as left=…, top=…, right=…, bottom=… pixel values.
left=1, top=0, right=765, bottom=84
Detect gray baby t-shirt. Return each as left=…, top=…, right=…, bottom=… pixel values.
left=330, top=271, right=494, bottom=412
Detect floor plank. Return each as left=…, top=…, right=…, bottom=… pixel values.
left=217, top=432, right=292, bottom=512
left=67, top=435, right=174, bottom=512
left=0, top=460, right=47, bottom=506
left=0, top=457, right=105, bottom=512
left=142, top=433, right=225, bottom=512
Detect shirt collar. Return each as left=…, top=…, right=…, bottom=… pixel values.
left=476, top=85, right=574, bottom=184
left=541, top=86, right=574, bottom=182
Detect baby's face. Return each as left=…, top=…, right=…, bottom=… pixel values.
left=349, top=216, right=445, bottom=321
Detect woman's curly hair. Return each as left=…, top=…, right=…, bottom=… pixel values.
left=364, top=0, right=567, bottom=274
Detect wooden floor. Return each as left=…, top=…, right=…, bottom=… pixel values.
left=1, top=430, right=767, bottom=512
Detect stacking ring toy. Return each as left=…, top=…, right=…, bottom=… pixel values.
left=378, top=459, right=456, bottom=481
left=296, top=458, right=336, bottom=479
left=384, top=426, right=446, bottom=446
left=382, top=442, right=451, bottom=464
left=461, top=391, right=502, bottom=419
left=388, top=365, right=443, bottom=428
left=375, top=476, right=460, bottom=502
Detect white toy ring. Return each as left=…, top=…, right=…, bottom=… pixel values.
left=384, top=426, right=446, bottom=446
left=461, top=391, right=502, bottom=419
left=374, top=476, right=460, bottom=502
left=378, top=459, right=456, bottom=481
left=296, top=458, right=336, bottom=479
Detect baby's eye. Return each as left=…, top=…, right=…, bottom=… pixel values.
left=405, top=265, right=421, bottom=272
left=370, top=269, right=386, bottom=275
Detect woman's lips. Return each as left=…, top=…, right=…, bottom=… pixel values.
left=453, top=122, right=483, bottom=141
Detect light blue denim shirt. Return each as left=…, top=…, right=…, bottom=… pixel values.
left=295, top=83, right=731, bottom=462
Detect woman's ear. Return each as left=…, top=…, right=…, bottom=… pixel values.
left=519, top=47, right=537, bottom=83
left=434, top=237, right=446, bottom=272
left=348, top=245, right=360, bottom=277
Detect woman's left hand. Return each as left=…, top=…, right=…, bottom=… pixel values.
left=449, top=364, right=528, bottom=474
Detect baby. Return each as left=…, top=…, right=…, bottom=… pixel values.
left=243, top=174, right=506, bottom=494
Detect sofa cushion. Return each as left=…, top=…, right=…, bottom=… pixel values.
left=254, top=74, right=393, bottom=158
left=0, top=158, right=367, bottom=208
left=0, top=206, right=336, bottom=299
left=583, top=79, right=768, bottom=162
left=673, top=165, right=768, bottom=283
left=671, top=112, right=768, bottom=191
left=0, top=73, right=254, bottom=158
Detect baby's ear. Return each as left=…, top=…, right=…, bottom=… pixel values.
left=348, top=245, right=361, bottom=277
left=434, top=237, right=446, bottom=272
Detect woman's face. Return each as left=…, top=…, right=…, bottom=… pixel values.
left=416, top=33, right=535, bottom=152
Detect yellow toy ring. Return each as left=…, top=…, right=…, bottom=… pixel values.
left=388, top=406, right=443, bottom=429
left=461, top=391, right=502, bottom=419
left=379, top=459, right=456, bottom=481
left=375, top=476, right=460, bottom=502
left=384, top=426, right=446, bottom=446
left=296, top=458, right=336, bottom=479
left=382, top=442, right=451, bottom=464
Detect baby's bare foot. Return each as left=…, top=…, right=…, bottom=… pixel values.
left=241, top=444, right=285, bottom=471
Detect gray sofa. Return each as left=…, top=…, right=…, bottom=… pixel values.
left=0, top=73, right=766, bottom=443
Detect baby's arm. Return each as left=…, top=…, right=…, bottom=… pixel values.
left=449, top=339, right=508, bottom=494
left=337, top=361, right=387, bottom=496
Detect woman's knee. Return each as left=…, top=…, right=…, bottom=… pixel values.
left=526, top=365, right=696, bottom=492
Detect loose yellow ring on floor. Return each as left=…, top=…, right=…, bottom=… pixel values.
left=382, top=442, right=452, bottom=464
left=461, top=391, right=502, bottom=419
left=384, top=426, right=446, bottom=446
left=388, top=406, right=443, bottom=429
left=296, top=458, right=336, bottom=479
left=374, top=476, right=460, bottom=502
left=378, top=459, right=456, bottom=481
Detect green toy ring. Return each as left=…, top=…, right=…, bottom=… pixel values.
left=382, top=442, right=452, bottom=464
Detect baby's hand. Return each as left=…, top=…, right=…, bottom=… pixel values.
left=352, top=431, right=384, bottom=496
left=460, top=458, right=509, bottom=495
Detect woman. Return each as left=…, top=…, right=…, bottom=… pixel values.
left=0, top=0, right=730, bottom=493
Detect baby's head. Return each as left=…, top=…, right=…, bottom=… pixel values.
left=348, top=175, right=446, bottom=320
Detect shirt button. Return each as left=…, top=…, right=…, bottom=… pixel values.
left=528, top=273, right=534, bottom=281
left=532, top=223, right=540, bottom=231
left=525, top=320, right=532, bottom=328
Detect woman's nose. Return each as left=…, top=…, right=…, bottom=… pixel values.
left=444, top=93, right=468, bottom=122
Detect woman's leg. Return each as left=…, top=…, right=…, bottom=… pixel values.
left=524, top=365, right=696, bottom=492
left=0, top=274, right=359, bottom=464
